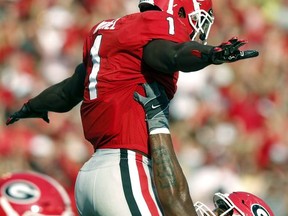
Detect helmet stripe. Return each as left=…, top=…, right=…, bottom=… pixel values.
left=167, top=0, right=174, bottom=14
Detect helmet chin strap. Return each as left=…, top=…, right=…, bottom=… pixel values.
left=0, top=196, right=19, bottom=216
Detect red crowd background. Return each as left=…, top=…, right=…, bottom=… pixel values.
left=0, top=0, right=287, bottom=214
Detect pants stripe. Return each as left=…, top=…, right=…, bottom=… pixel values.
left=147, top=165, right=164, bottom=215
left=136, top=153, right=161, bottom=216
left=120, top=149, right=163, bottom=216
left=120, top=149, right=142, bottom=215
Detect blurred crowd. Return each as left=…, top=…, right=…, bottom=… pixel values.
left=0, top=0, right=287, bottom=215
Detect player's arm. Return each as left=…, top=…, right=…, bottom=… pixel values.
left=6, top=63, right=85, bottom=125
left=134, top=83, right=197, bottom=216
left=143, top=37, right=259, bottom=73
left=149, top=133, right=197, bottom=216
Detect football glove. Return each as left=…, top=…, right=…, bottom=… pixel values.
left=6, top=102, right=49, bottom=125
left=134, top=82, right=170, bottom=133
left=209, top=37, right=259, bottom=64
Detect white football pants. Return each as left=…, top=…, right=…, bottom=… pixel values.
left=75, top=149, right=163, bottom=216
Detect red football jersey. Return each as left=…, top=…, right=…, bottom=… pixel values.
left=81, top=11, right=190, bottom=155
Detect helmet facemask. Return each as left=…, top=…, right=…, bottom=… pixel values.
left=213, top=193, right=245, bottom=216
left=194, top=193, right=244, bottom=216
left=194, top=201, right=216, bottom=216
left=188, top=6, right=214, bottom=44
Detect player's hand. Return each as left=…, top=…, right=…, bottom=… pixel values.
left=6, top=102, right=49, bottom=125
left=134, top=82, right=170, bottom=132
left=209, top=37, right=259, bottom=64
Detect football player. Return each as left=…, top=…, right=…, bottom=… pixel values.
left=0, top=171, right=75, bottom=216
left=6, top=0, right=259, bottom=215
left=135, top=82, right=275, bottom=216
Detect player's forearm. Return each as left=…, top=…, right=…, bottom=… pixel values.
left=143, top=40, right=214, bottom=74
left=29, top=63, right=85, bottom=113
left=29, top=79, right=81, bottom=113
left=174, top=41, right=214, bottom=72
left=149, top=133, right=197, bottom=216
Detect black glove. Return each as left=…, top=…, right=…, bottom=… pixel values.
left=209, top=37, right=259, bottom=64
left=134, top=82, right=170, bottom=133
left=6, top=102, right=50, bottom=125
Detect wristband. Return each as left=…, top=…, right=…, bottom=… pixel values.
left=149, top=128, right=170, bottom=135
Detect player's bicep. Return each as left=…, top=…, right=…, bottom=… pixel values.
left=143, top=40, right=178, bottom=74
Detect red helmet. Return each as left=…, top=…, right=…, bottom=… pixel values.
left=0, top=171, right=75, bottom=216
left=138, top=0, right=214, bottom=44
left=194, top=191, right=274, bottom=216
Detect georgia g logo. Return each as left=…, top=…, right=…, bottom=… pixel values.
left=251, top=204, right=270, bottom=216
left=2, top=180, right=41, bottom=203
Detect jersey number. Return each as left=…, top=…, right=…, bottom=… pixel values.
left=88, top=18, right=174, bottom=99
left=89, top=35, right=102, bottom=100
left=166, top=17, right=175, bottom=35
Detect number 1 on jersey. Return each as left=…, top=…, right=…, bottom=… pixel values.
left=89, top=35, right=102, bottom=100
left=166, top=17, right=175, bottom=35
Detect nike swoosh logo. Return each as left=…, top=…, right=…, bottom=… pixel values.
left=152, top=104, right=161, bottom=109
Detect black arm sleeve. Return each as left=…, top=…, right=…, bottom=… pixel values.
left=28, top=63, right=86, bottom=113
left=143, top=39, right=214, bottom=74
